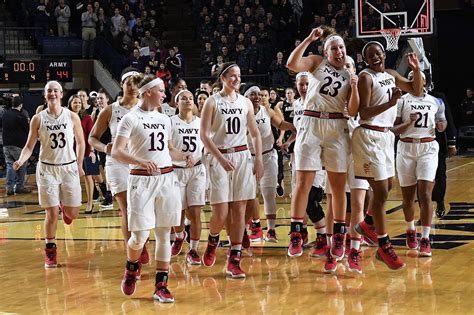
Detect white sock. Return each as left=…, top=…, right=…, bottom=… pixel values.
left=351, top=239, right=361, bottom=250
left=45, top=238, right=56, bottom=244
left=267, top=218, right=276, bottom=230
left=327, top=235, right=333, bottom=247
left=231, top=244, right=242, bottom=251
left=176, top=231, right=184, bottom=240
left=422, top=226, right=431, bottom=238
left=406, top=220, right=416, bottom=231
left=184, top=218, right=191, bottom=226
left=190, top=239, right=199, bottom=250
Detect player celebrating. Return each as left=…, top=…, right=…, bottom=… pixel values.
left=352, top=41, right=423, bottom=269
left=14, top=80, right=85, bottom=268
left=393, top=71, right=446, bottom=257
left=113, top=75, right=193, bottom=302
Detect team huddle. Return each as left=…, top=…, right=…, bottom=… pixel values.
left=14, top=27, right=448, bottom=303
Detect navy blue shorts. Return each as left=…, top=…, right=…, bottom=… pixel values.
left=84, top=154, right=100, bottom=176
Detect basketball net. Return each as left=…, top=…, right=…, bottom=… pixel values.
left=381, top=28, right=401, bottom=51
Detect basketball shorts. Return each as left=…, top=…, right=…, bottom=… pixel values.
left=396, top=141, right=439, bottom=187
left=207, top=150, right=256, bottom=204
left=127, top=172, right=182, bottom=231
left=37, top=162, right=82, bottom=208
left=295, top=117, right=350, bottom=172
left=352, top=127, right=395, bottom=181
left=105, top=161, right=128, bottom=195
left=174, top=164, right=206, bottom=208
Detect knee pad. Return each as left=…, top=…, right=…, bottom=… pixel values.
left=261, top=186, right=277, bottom=216
left=307, top=186, right=325, bottom=223
left=154, top=227, right=171, bottom=262
left=128, top=230, right=150, bottom=251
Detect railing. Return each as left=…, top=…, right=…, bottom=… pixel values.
left=94, top=36, right=126, bottom=81
left=0, top=27, right=42, bottom=58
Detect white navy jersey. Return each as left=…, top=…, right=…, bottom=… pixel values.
left=292, top=98, right=305, bottom=130
left=248, top=105, right=273, bottom=153
left=161, top=102, right=177, bottom=117
left=109, top=100, right=140, bottom=143
left=397, top=93, right=446, bottom=138
left=38, top=107, right=77, bottom=164
left=170, top=115, right=203, bottom=167
left=305, top=59, right=351, bottom=113
left=359, top=69, right=397, bottom=127
left=116, top=107, right=173, bottom=168
left=211, top=93, right=249, bottom=149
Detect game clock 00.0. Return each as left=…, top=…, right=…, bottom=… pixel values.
left=0, top=60, right=73, bottom=83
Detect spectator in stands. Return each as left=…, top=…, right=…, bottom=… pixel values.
left=269, top=51, right=289, bottom=86
left=127, top=48, right=145, bottom=71
left=458, top=88, right=474, bottom=126
left=33, top=0, right=51, bottom=39
left=54, top=0, right=71, bottom=37
left=110, top=8, right=123, bottom=38
left=211, top=55, right=224, bottom=77
left=131, top=17, right=145, bottom=42
left=221, top=46, right=233, bottom=62
left=117, top=17, right=132, bottom=50
left=355, top=52, right=365, bottom=74
left=140, top=30, right=157, bottom=50
left=227, top=24, right=237, bottom=47
left=148, top=18, right=160, bottom=39
left=96, top=7, right=111, bottom=38
left=156, top=62, right=172, bottom=89
left=248, top=35, right=263, bottom=73
left=2, top=96, right=30, bottom=196
left=173, top=46, right=185, bottom=76
left=152, top=40, right=168, bottom=63
left=81, top=4, right=98, bottom=59
left=146, top=49, right=160, bottom=73
left=199, top=80, right=213, bottom=94
left=200, top=41, right=215, bottom=76
left=165, top=48, right=182, bottom=78
left=235, top=43, right=250, bottom=74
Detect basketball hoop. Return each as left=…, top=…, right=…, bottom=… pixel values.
left=381, top=28, right=401, bottom=51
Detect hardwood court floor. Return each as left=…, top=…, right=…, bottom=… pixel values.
left=0, top=156, right=473, bottom=314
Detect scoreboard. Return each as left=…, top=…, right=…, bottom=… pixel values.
left=0, top=60, right=73, bottom=83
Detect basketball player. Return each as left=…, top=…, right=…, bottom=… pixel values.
left=352, top=41, right=423, bottom=269
left=13, top=80, right=85, bottom=268
left=393, top=71, right=446, bottom=257
left=169, top=89, right=206, bottom=265
left=286, top=27, right=359, bottom=260
left=89, top=68, right=150, bottom=264
left=161, top=77, right=187, bottom=117
left=244, top=85, right=295, bottom=242
left=200, top=63, right=263, bottom=279
left=113, top=75, right=193, bottom=302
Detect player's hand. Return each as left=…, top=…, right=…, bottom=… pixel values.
left=280, top=142, right=290, bottom=153
left=89, top=151, right=96, bottom=163
left=389, top=87, right=403, bottom=106
left=78, top=167, right=85, bottom=177
left=184, top=154, right=195, bottom=168
left=406, top=52, right=420, bottom=71
left=307, top=27, right=323, bottom=42
left=13, top=160, right=23, bottom=171
left=448, top=146, right=457, bottom=157
left=218, top=156, right=235, bottom=172
left=139, top=160, right=159, bottom=174
left=276, top=137, right=283, bottom=147
left=253, top=158, right=264, bottom=183
left=409, top=112, right=418, bottom=123
left=349, top=72, right=358, bottom=87
left=105, top=143, right=113, bottom=155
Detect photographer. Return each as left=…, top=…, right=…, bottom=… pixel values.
left=2, top=95, right=30, bottom=196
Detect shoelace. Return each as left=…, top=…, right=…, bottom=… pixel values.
left=268, top=230, right=276, bottom=238
left=291, top=235, right=301, bottom=247
left=326, top=250, right=334, bottom=262
left=189, top=250, right=199, bottom=259
left=407, top=231, right=416, bottom=241
left=384, top=245, right=398, bottom=260
left=350, top=251, right=360, bottom=264
left=420, top=239, right=430, bottom=247
left=125, top=272, right=136, bottom=285
left=46, top=252, right=55, bottom=260
left=206, top=243, right=216, bottom=255
left=334, top=235, right=344, bottom=249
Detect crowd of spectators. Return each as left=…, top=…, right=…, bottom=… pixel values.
left=10, top=0, right=413, bottom=85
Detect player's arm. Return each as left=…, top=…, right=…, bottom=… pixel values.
left=168, top=141, right=194, bottom=167
left=269, top=107, right=296, bottom=132
left=347, top=72, right=360, bottom=116
left=13, top=114, right=40, bottom=170
left=89, top=104, right=112, bottom=154
left=388, top=53, right=423, bottom=96
left=391, top=114, right=417, bottom=135
left=71, top=113, right=85, bottom=175
left=358, top=73, right=402, bottom=120
left=246, top=99, right=263, bottom=182
left=287, top=28, right=324, bottom=73
left=435, top=98, right=447, bottom=132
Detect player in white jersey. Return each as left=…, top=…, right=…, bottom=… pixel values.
left=243, top=85, right=295, bottom=243
left=13, top=80, right=85, bottom=269
left=352, top=41, right=423, bottom=270
left=169, top=89, right=206, bottom=264
left=286, top=27, right=359, bottom=260
left=393, top=71, right=447, bottom=257
left=200, top=63, right=263, bottom=278
left=112, top=75, right=194, bottom=302
left=89, top=68, right=152, bottom=263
